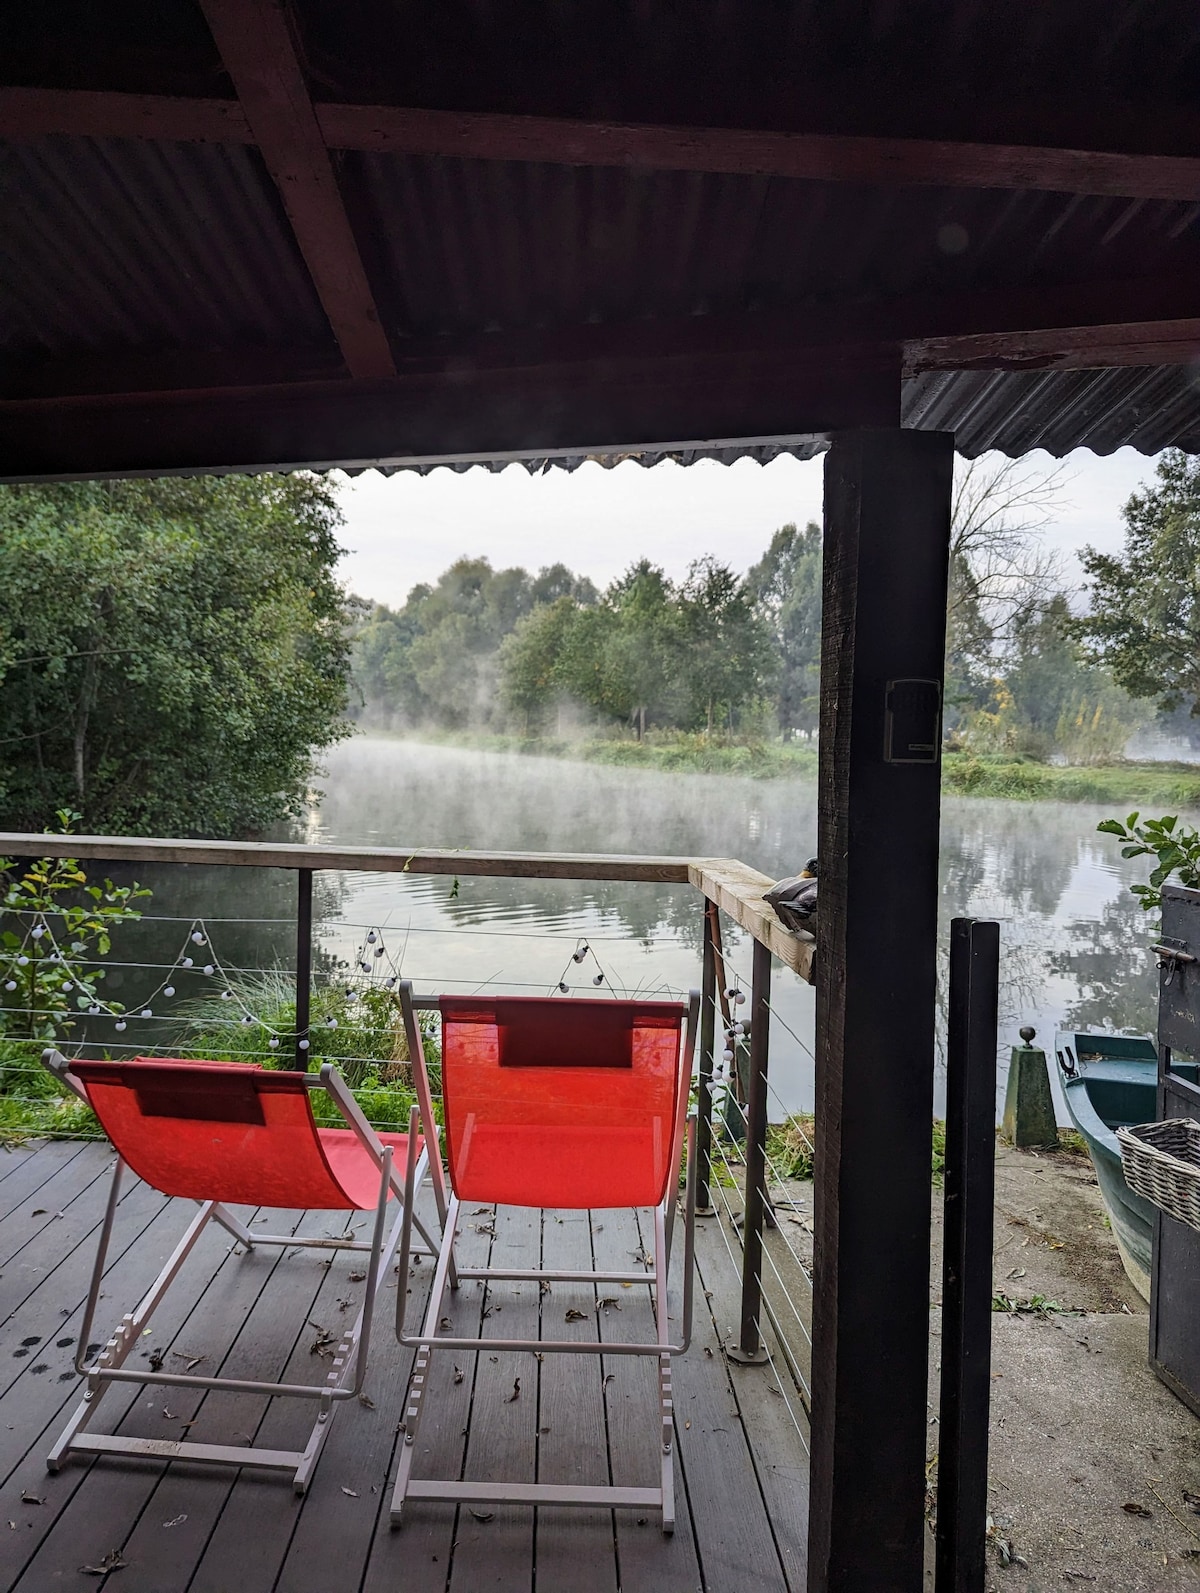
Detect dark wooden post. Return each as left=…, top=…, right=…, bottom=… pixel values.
left=808, top=428, right=955, bottom=1593
left=937, top=917, right=1000, bottom=1592
left=295, top=867, right=313, bottom=1069
left=729, top=935, right=772, bottom=1363
left=696, top=901, right=717, bottom=1216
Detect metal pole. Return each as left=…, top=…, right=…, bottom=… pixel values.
left=295, top=868, right=313, bottom=1070
left=936, top=917, right=999, bottom=1593
left=696, top=901, right=717, bottom=1216
left=728, top=935, right=771, bottom=1364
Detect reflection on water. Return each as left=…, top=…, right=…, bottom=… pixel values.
left=93, top=737, right=1175, bottom=1121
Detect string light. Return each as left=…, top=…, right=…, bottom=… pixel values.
left=163, top=985, right=175, bottom=997
left=115, top=1020, right=127, bottom=1032
left=191, top=932, right=205, bottom=945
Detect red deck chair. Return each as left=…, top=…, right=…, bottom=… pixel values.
left=39, top=1049, right=445, bottom=1494
left=391, top=984, right=700, bottom=1532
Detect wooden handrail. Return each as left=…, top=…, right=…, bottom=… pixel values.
left=0, top=832, right=816, bottom=981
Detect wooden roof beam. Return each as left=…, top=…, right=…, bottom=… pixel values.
left=195, top=0, right=394, bottom=380
left=3, top=85, right=1200, bottom=202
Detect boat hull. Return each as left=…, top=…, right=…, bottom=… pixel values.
left=1055, top=1036, right=1162, bottom=1303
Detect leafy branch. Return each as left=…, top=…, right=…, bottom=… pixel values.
left=1096, top=811, right=1200, bottom=916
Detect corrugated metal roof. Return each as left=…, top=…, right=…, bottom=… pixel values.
left=903, top=365, right=1200, bottom=458
left=0, top=136, right=333, bottom=358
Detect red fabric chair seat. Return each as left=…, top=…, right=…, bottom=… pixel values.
left=71, top=1057, right=412, bottom=1211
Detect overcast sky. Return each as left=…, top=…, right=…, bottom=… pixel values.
left=332, top=446, right=1160, bottom=611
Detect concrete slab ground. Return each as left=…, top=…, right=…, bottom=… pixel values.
left=754, top=1138, right=1200, bottom=1589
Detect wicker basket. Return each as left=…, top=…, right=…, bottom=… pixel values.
left=1118, top=1119, right=1200, bottom=1233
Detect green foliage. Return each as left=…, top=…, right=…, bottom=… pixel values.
left=353, top=559, right=596, bottom=731
left=942, top=754, right=1200, bottom=807
left=745, top=522, right=822, bottom=738
left=0, top=816, right=148, bottom=1041
left=0, top=475, right=352, bottom=835
left=0, top=1037, right=99, bottom=1142
left=1076, top=451, right=1200, bottom=719
left=764, top=1113, right=947, bottom=1184
left=183, top=972, right=442, bottom=1134
left=1096, top=811, right=1200, bottom=915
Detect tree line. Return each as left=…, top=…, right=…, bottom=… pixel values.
left=354, top=450, right=1200, bottom=762
left=4, top=450, right=1200, bottom=841
left=352, top=530, right=822, bottom=741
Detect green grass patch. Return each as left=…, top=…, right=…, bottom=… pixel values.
left=942, top=753, right=1200, bottom=808
left=388, top=731, right=1200, bottom=806
left=766, top=1113, right=948, bottom=1185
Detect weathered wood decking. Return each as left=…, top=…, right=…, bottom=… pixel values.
left=0, top=1141, right=807, bottom=1593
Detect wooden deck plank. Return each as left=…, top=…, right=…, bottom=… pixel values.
left=0, top=1143, right=110, bottom=1273
left=268, top=1198, right=439, bottom=1593
left=693, top=1214, right=810, bottom=1591
left=0, top=1195, right=258, bottom=1588
left=592, top=1206, right=705, bottom=1593
left=447, top=1203, right=540, bottom=1592
left=360, top=1203, right=498, bottom=1593
left=0, top=1146, right=809, bottom=1593
left=667, top=1208, right=792, bottom=1592
left=0, top=1140, right=44, bottom=1184
left=95, top=1205, right=354, bottom=1593
left=0, top=1171, right=166, bottom=1412
left=0, top=1149, right=129, bottom=1331
left=532, top=1208, right=620, bottom=1593
left=0, top=1139, right=87, bottom=1220
left=7, top=1202, right=307, bottom=1592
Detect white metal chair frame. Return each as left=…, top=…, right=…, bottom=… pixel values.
left=39, top=1048, right=444, bottom=1494
left=390, top=987, right=701, bottom=1533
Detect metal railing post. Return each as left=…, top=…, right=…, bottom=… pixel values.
left=936, top=917, right=1000, bottom=1593
left=294, top=868, right=313, bottom=1069
left=696, top=901, right=717, bottom=1216
left=728, top=935, right=771, bottom=1364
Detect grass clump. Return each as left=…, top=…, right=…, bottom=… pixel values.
left=766, top=1113, right=948, bottom=1185
left=0, top=1038, right=100, bottom=1142
left=183, top=972, right=442, bottom=1134
left=942, top=753, right=1200, bottom=808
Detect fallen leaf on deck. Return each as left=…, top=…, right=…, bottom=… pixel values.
left=309, top=1323, right=336, bottom=1357
left=162, top=1408, right=175, bottom=1420
left=564, top=1309, right=587, bottom=1323
left=148, top=1348, right=166, bottom=1371
left=341, top=1487, right=358, bottom=1498
left=506, top=1378, right=521, bottom=1403
left=440, top=1317, right=452, bottom=1330
left=453, top=1366, right=464, bottom=1384
left=1122, top=1502, right=1152, bottom=1518
left=30, top=1211, right=46, bottom=1217
left=469, top=1510, right=494, bottom=1523
left=80, top=1550, right=127, bottom=1574
left=162, top=1515, right=187, bottom=1528
left=596, top=1297, right=621, bottom=1313
left=348, top=1271, right=367, bottom=1282
left=19, top=1493, right=42, bottom=1506
left=358, top=1394, right=376, bottom=1410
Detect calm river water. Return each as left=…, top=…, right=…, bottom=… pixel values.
left=98, top=736, right=1167, bottom=1122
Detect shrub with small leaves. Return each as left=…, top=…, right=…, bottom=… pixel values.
left=0, top=811, right=149, bottom=1041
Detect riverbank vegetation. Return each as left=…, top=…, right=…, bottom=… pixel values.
left=0, top=475, right=353, bottom=835
left=351, top=453, right=1200, bottom=793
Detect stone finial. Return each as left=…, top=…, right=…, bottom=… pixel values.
left=1019, top=1025, right=1036, bottom=1046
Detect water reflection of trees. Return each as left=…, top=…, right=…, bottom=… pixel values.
left=1048, top=893, right=1157, bottom=1036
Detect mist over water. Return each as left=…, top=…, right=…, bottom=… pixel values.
left=103, top=736, right=1174, bottom=1122
left=307, top=737, right=1168, bottom=1119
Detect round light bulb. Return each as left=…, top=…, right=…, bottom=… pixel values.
left=385, top=976, right=397, bottom=989
left=141, top=1008, right=152, bottom=1019
left=298, top=1038, right=310, bottom=1050
left=241, top=1016, right=252, bottom=1026
left=220, top=990, right=231, bottom=1001
left=17, top=956, right=28, bottom=967
left=31, top=926, right=44, bottom=939
left=203, top=964, right=214, bottom=977
left=115, top=1020, right=127, bottom=1032
left=558, top=981, right=569, bottom=993
left=61, top=981, right=72, bottom=991
left=326, top=1017, right=338, bottom=1028
left=734, top=991, right=746, bottom=1006
left=268, top=1037, right=279, bottom=1049
left=3, top=980, right=15, bottom=992
left=374, top=946, right=384, bottom=958
left=191, top=931, right=205, bottom=945
left=182, top=957, right=193, bottom=969
left=367, top=931, right=377, bottom=944
left=592, top=973, right=604, bottom=986
left=163, top=986, right=175, bottom=998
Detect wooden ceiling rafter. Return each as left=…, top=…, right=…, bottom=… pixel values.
left=3, top=83, right=1200, bottom=202
left=192, top=0, right=395, bottom=380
